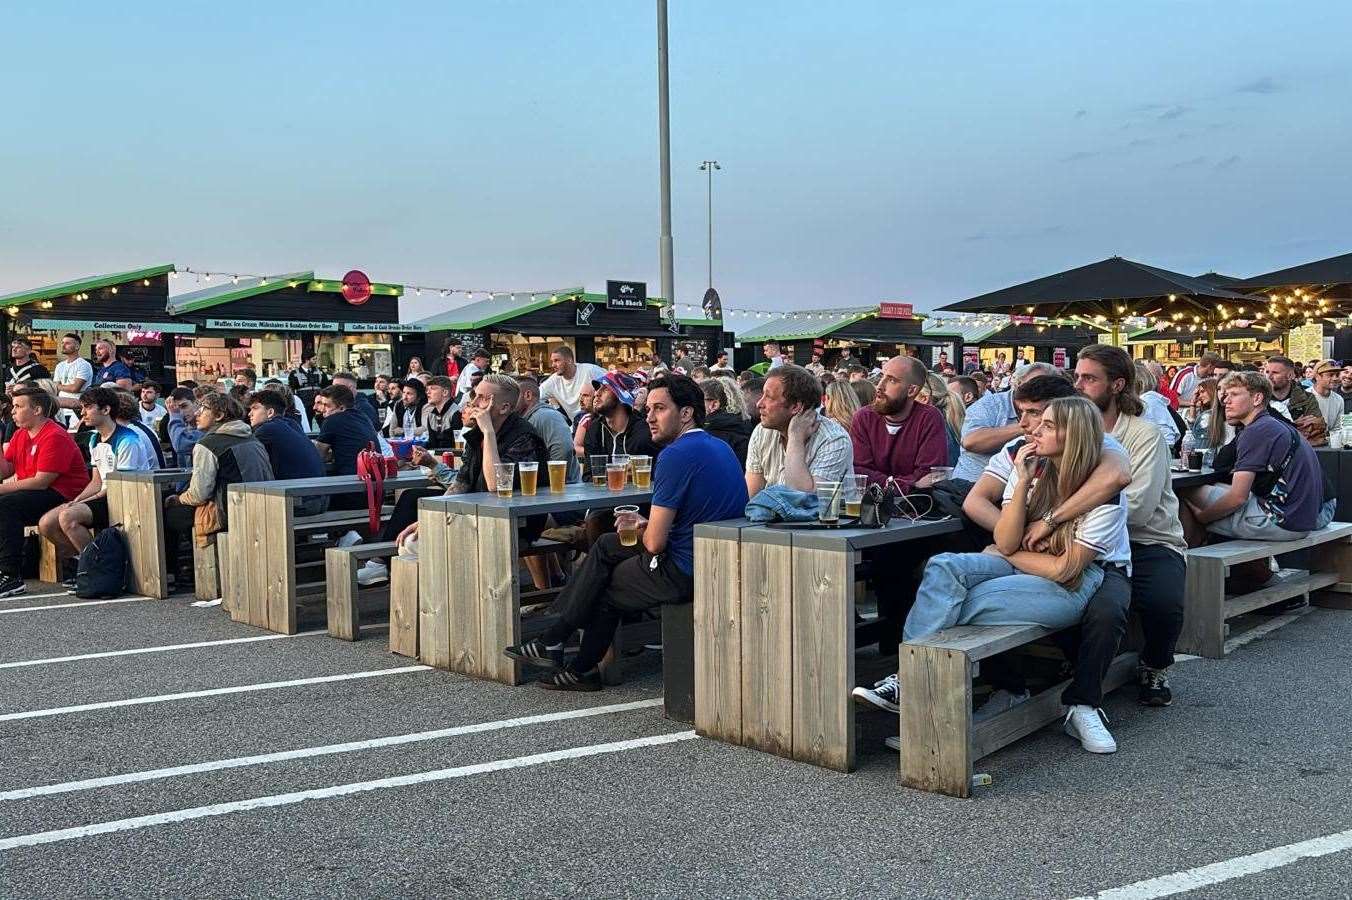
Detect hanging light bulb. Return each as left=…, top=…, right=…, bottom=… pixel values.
left=233, top=275, right=240, bottom=284
left=110, top=287, right=118, bottom=294
left=203, top=273, right=211, bottom=283
left=169, top=271, right=178, bottom=280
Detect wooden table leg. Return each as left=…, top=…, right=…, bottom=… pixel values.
left=740, top=530, right=794, bottom=758
left=108, top=477, right=169, bottom=599
left=476, top=511, right=522, bottom=684
left=790, top=545, right=856, bottom=772
left=694, top=528, right=743, bottom=744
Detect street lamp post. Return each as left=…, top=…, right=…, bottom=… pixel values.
left=657, top=0, right=675, bottom=313
left=699, top=160, right=720, bottom=289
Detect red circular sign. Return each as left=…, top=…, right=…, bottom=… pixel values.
left=341, top=270, right=372, bottom=305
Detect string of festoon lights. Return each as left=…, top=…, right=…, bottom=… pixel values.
left=172, top=267, right=571, bottom=304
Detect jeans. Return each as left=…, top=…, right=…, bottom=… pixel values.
left=1059, top=543, right=1186, bottom=707
left=1317, top=497, right=1337, bottom=530
left=0, top=488, right=68, bottom=576
left=902, top=552, right=1104, bottom=642
left=543, top=533, right=693, bottom=673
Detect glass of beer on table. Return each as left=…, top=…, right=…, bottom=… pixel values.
left=454, top=429, right=465, bottom=452
left=606, top=461, right=628, bottom=491
left=845, top=474, right=868, bottom=518
left=494, top=462, right=516, bottom=498
left=615, top=505, right=641, bottom=547
left=611, top=454, right=631, bottom=484
left=548, top=459, right=567, bottom=493
left=518, top=461, right=538, bottom=496
left=631, top=455, right=652, bottom=489
left=589, top=454, right=608, bottom=486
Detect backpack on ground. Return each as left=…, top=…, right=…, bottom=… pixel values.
left=75, top=526, right=131, bottom=599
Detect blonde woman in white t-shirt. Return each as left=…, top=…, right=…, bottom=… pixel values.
left=856, top=397, right=1130, bottom=749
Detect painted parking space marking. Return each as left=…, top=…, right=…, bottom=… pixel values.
left=0, top=730, right=700, bottom=851
left=0, top=630, right=326, bottom=670
left=0, top=665, right=432, bottom=722
left=0, top=597, right=150, bottom=615
left=1, top=698, right=665, bottom=800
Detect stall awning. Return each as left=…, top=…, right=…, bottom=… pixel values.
left=0, top=264, right=176, bottom=310
left=166, top=272, right=403, bottom=316
left=732, top=306, right=879, bottom=343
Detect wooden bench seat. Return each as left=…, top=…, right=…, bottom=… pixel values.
left=1180, top=521, right=1352, bottom=658
left=900, top=624, right=1139, bottom=798
left=326, top=543, right=400, bottom=640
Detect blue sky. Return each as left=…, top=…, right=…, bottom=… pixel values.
left=3, top=1, right=1350, bottom=321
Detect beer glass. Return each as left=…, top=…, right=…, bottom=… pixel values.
left=589, top=454, right=608, bottom=486
left=615, top=505, right=641, bottom=547
left=606, top=462, right=628, bottom=491
left=845, top=474, right=868, bottom=518
left=494, top=462, right=516, bottom=498
left=548, top=459, right=567, bottom=493
left=453, top=429, right=465, bottom=452
left=630, top=455, right=652, bottom=489
left=611, top=454, right=631, bottom=485
left=518, top=461, right=538, bottom=496
left=815, top=480, right=842, bottom=524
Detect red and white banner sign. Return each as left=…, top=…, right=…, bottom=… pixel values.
left=879, top=301, right=913, bottom=319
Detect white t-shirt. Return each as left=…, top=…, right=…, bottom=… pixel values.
left=996, top=446, right=1133, bottom=574
left=455, top=363, right=482, bottom=400
left=1140, top=391, right=1180, bottom=448
left=53, top=357, right=94, bottom=426
left=139, top=403, right=167, bottom=428
left=87, top=425, right=157, bottom=496
left=540, top=363, right=606, bottom=419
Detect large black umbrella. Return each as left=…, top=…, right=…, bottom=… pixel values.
left=940, top=256, right=1254, bottom=343
left=1232, top=251, right=1352, bottom=293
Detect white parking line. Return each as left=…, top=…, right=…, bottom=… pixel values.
left=0, top=597, right=149, bottom=615
left=0, top=631, right=326, bottom=670
left=0, top=665, right=432, bottom=722
left=1068, top=826, right=1352, bottom=898
left=1, top=698, right=665, bottom=800
left=0, top=730, right=699, bottom=851
left=0, top=591, right=72, bottom=604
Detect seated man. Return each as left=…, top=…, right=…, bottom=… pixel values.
left=313, top=384, right=379, bottom=510
left=333, top=371, right=381, bottom=432
left=423, top=375, right=460, bottom=448
left=162, top=387, right=202, bottom=468
left=0, top=387, right=90, bottom=597
left=746, top=364, right=853, bottom=495
left=1180, top=370, right=1327, bottom=544
left=950, top=362, right=1059, bottom=488
left=39, top=387, right=156, bottom=582
left=248, top=389, right=328, bottom=516
left=363, top=375, right=551, bottom=586
left=850, top=354, right=947, bottom=490
left=504, top=375, right=748, bottom=690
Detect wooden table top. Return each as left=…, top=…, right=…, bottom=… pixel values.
left=231, top=469, right=433, bottom=497
left=420, top=482, right=652, bottom=518
left=697, top=515, right=963, bottom=552
left=1170, top=468, right=1224, bottom=489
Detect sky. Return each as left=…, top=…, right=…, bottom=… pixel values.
left=3, top=1, right=1351, bottom=323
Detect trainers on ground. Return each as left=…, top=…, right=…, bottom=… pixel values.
left=538, top=667, right=602, bottom=692
left=355, top=560, right=389, bottom=586
left=1138, top=666, right=1173, bottom=707
left=974, top=688, right=1031, bottom=722
left=61, top=576, right=78, bottom=593
left=1063, top=705, right=1117, bottom=754
left=0, top=575, right=26, bottom=599
left=336, top=530, right=363, bottom=548
left=884, top=734, right=901, bottom=751
left=851, top=673, right=900, bottom=713
left=504, top=638, right=561, bottom=670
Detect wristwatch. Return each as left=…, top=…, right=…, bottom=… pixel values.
left=1042, top=511, right=1057, bottom=529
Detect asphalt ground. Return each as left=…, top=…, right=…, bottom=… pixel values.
left=3, top=580, right=1352, bottom=898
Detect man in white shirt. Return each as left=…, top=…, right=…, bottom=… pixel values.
left=539, top=345, right=606, bottom=421
left=1310, top=359, right=1346, bottom=432
left=52, top=333, right=93, bottom=429
left=745, top=364, right=853, bottom=494
left=763, top=342, right=786, bottom=371
left=138, top=382, right=168, bottom=428
left=455, top=347, right=492, bottom=403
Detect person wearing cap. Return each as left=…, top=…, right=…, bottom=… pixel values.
left=454, top=347, right=492, bottom=403
left=582, top=372, right=659, bottom=480
left=1311, top=359, right=1346, bottom=432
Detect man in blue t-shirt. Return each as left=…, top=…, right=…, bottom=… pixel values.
left=249, top=389, right=330, bottom=516
left=1181, top=370, right=1327, bottom=542
left=505, top=373, right=747, bottom=691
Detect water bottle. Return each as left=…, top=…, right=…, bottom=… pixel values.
left=1180, top=429, right=1195, bottom=464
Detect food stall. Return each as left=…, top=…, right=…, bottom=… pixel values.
left=732, top=303, right=936, bottom=371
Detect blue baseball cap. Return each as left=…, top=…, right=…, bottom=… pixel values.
left=592, top=372, right=638, bottom=407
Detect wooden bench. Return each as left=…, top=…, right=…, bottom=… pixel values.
left=1179, top=520, right=1352, bottom=658
left=224, top=471, right=431, bottom=634
left=417, top=482, right=652, bottom=685
left=105, top=469, right=191, bottom=598
left=900, top=624, right=1139, bottom=797
left=22, top=527, right=60, bottom=584
left=693, top=516, right=963, bottom=771
left=326, top=543, right=399, bottom=640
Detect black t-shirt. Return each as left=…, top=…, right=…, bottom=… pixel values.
left=318, top=408, right=378, bottom=476
left=6, top=360, right=51, bottom=387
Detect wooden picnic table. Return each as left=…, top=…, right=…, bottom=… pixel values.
left=694, top=515, right=962, bottom=772
left=225, top=470, right=431, bottom=634
left=416, top=482, right=652, bottom=685
left=106, top=468, right=191, bottom=599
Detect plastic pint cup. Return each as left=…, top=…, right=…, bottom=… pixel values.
left=606, top=462, right=627, bottom=491
left=815, top=480, right=842, bottom=523
left=590, top=455, right=608, bottom=486
left=615, top=505, right=640, bottom=546
left=548, top=460, right=567, bottom=493
left=494, top=462, right=516, bottom=498
left=518, top=461, right=538, bottom=496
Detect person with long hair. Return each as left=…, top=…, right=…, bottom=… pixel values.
left=916, top=372, right=964, bottom=466
left=714, top=374, right=750, bottom=420
left=1188, top=377, right=1232, bottom=450
left=823, top=380, right=860, bottom=432
left=405, top=356, right=426, bottom=378
left=850, top=378, right=875, bottom=408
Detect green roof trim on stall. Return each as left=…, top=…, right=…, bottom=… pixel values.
left=307, top=279, right=403, bottom=298
left=0, top=264, right=177, bottom=309
left=734, top=305, right=881, bottom=342
left=413, top=289, right=722, bottom=332
left=165, top=272, right=316, bottom=315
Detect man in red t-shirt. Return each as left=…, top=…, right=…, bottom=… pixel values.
left=0, top=386, right=89, bottom=596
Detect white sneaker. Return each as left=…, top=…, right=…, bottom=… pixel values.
left=851, top=673, right=901, bottom=713
left=337, top=530, right=363, bottom=549
left=356, top=560, right=389, bottom=586
left=974, top=689, right=1030, bottom=722
left=1063, top=705, right=1117, bottom=753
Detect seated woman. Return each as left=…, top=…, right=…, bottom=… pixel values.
left=883, top=396, right=1131, bottom=752
left=1186, top=377, right=1233, bottom=451
left=915, top=373, right=963, bottom=466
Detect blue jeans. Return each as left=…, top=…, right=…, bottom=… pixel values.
left=902, top=552, right=1105, bottom=642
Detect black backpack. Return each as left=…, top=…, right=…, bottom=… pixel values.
left=75, top=526, right=131, bottom=599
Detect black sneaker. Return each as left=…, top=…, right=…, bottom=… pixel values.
left=0, top=575, right=26, bottom=599
left=61, top=576, right=78, bottom=593
left=1138, top=665, right=1173, bottom=707
left=504, top=638, right=561, bottom=670
left=538, top=667, right=602, bottom=692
